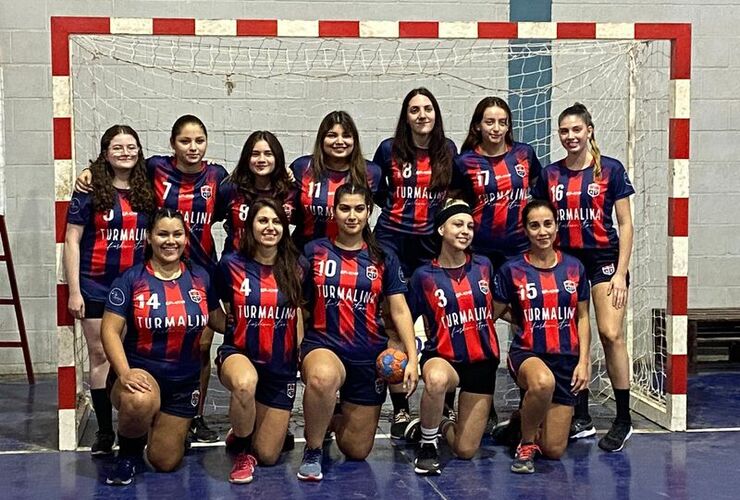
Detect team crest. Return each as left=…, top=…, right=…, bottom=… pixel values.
left=478, top=279, right=490, bottom=294
left=286, top=382, right=296, bottom=399
left=366, top=266, right=379, bottom=280
left=200, top=185, right=212, bottom=200
left=375, top=378, right=386, bottom=395
left=587, top=183, right=601, bottom=197
left=601, top=263, right=616, bottom=276
left=188, top=289, right=202, bottom=303
left=398, top=267, right=407, bottom=284
left=563, top=280, right=577, bottom=294
left=190, top=389, right=201, bottom=408
left=514, top=164, right=527, bottom=178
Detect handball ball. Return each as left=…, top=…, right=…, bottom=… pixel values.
left=376, top=348, right=408, bottom=384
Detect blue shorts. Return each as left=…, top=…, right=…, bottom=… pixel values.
left=216, top=345, right=296, bottom=411
left=301, top=339, right=387, bottom=406
left=420, top=352, right=499, bottom=395
left=83, top=298, right=106, bottom=319
left=563, top=247, right=630, bottom=287
left=374, top=225, right=437, bottom=278
left=507, top=348, right=579, bottom=407
left=107, top=370, right=200, bottom=419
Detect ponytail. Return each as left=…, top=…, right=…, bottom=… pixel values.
left=559, top=102, right=602, bottom=179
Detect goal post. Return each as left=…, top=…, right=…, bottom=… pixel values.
left=51, top=17, right=691, bottom=449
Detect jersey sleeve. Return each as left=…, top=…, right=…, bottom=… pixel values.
left=530, top=166, right=549, bottom=200
left=576, top=261, right=590, bottom=302
left=105, top=271, right=133, bottom=318
left=406, top=269, right=425, bottom=321
left=366, top=160, right=387, bottom=207
left=446, top=138, right=459, bottom=156
left=214, top=256, right=232, bottom=304
left=194, top=265, right=220, bottom=311
left=493, top=264, right=513, bottom=304
left=66, top=191, right=93, bottom=226
left=212, top=164, right=231, bottom=222
left=382, top=250, right=408, bottom=297
left=609, top=159, right=636, bottom=200
left=527, top=145, right=543, bottom=185
left=451, top=154, right=476, bottom=206
left=301, top=245, right=316, bottom=306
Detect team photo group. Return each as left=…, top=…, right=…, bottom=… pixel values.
left=64, top=87, right=636, bottom=486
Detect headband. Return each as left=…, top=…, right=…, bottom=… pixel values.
left=434, top=203, right=473, bottom=229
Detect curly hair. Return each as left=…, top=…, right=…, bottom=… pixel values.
left=228, top=130, right=293, bottom=204
left=89, top=125, right=155, bottom=213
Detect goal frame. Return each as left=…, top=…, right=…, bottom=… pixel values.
left=50, top=16, right=691, bottom=449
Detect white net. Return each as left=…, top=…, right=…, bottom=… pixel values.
left=68, top=34, right=670, bottom=428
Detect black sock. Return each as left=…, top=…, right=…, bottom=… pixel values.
left=90, top=388, right=114, bottom=434
left=518, top=388, right=526, bottom=410
left=574, top=389, right=590, bottom=420
left=232, top=434, right=252, bottom=453
left=118, top=434, right=146, bottom=457
left=444, top=392, right=456, bottom=413
left=390, top=392, right=409, bottom=415
left=614, top=389, right=632, bottom=424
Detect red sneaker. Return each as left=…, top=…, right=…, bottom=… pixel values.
left=229, top=452, right=257, bottom=484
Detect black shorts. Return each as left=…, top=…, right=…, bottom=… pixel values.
left=301, top=340, right=387, bottom=406
left=83, top=298, right=106, bottom=319
left=374, top=225, right=437, bottom=278
left=563, top=247, right=630, bottom=287
left=107, top=370, right=200, bottom=419
left=506, top=348, right=579, bottom=406
left=215, top=345, right=297, bottom=411
left=420, top=353, right=499, bottom=395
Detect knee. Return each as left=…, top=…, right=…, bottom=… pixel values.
left=254, top=447, right=280, bottom=466
left=423, top=370, right=450, bottom=396
left=231, top=376, right=258, bottom=403
left=527, top=372, right=555, bottom=396
left=453, top=444, right=479, bottom=460
left=305, top=367, right=341, bottom=394
left=540, top=442, right=567, bottom=460
left=88, top=344, right=108, bottom=366
left=118, top=391, right=157, bottom=418
left=148, top=449, right=183, bottom=472
left=599, top=327, right=624, bottom=346
left=338, top=439, right=372, bottom=461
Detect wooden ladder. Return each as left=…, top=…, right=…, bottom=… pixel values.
left=0, top=215, right=34, bottom=384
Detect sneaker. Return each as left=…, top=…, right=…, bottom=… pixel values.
left=485, top=407, right=499, bottom=434
left=297, top=447, right=323, bottom=481
left=491, top=412, right=521, bottom=448
left=404, top=417, right=421, bottom=442
left=569, top=417, right=596, bottom=440
left=414, top=443, right=441, bottom=475
left=190, top=416, right=219, bottom=443
left=106, top=456, right=140, bottom=485
left=437, top=416, right=454, bottom=441
left=511, top=442, right=540, bottom=474
left=229, top=452, right=257, bottom=484
left=598, top=420, right=633, bottom=452
left=443, top=404, right=457, bottom=423
left=91, top=431, right=115, bottom=456
left=390, top=410, right=411, bottom=440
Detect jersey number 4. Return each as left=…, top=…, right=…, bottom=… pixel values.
left=135, top=293, right=160, bottom=309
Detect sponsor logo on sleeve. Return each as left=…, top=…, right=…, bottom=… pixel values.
left=108, top=287, right=126, bottom=307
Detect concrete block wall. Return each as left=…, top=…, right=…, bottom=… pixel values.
left=0, top=0, right=734, bottom=373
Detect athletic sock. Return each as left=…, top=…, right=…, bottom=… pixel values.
left=118, top=434, right=147, bottom=457
left=390, top=392, right=409, bottom=415
left=420, top=426, right=438, bottom=446
left=614, top=388, right=632, bottom=424
left=518, top=388, right=526, bottom=410
left=574, top=388, right=590, bottom=420
left=90, top=388, right=113, bottom=434
left=232, top=434, right=252, bottom=453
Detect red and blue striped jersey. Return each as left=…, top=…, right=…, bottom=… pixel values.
left=372, top=138, right=458, bottom=235
left=289, top=156, right=384, bottom=248
left=452, top=143, right=542, bottom=256
left=215, top=252, right=308, bottom=377
left=493, top=252, right=589, bottom=356
left=147, top=155, right=228, bottom=271
left=105, top=261, right=218, bottom=381
left=67, top=190, right=149, bottom=302
left=531, top=156, right=635, bottom=250
left=408, top=254, right=500, bottom=364
left=303, top=238, right=407, bottom=361
left=217, top=180, right=297, bottom=254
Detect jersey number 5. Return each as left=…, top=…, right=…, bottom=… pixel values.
left=518, top=283, right=538, bottom=301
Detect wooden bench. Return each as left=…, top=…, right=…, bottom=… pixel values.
left=687, top=308, right=740, bottom=373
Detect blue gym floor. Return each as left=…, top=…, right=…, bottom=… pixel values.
left=1, top=372, right=738, bottom=499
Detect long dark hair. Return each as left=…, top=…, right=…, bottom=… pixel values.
left=144, top=207, right=187, bottom=262
left=228, top=130, right=292, bottom=203
left=89, top=125, right=155, bottom=213
left=461, top=96, right=515, bottom=152
left=392, top=88, right=452, bottom=191
left=240, top=198, right=303, bottom=308
left=333, top=183, right=384, bottom=264
left=310, top=111, right=368, bottom=188
left=558, top=102, right=602, bottom=179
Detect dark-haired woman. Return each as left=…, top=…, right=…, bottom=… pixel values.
left=77, top=114, right=229, bottom=443
left=101, top=208, right=225, bottom=485
left=406, top=199, right=500, bottom=475
left=532, top=103, right=635, bottom=452
left=372, top=88, right=458, bottom=438
left=64, top=124, right=155, bottom=455
left=219, top=131, right=296, bottom=254
left=214, top=199, right=307, bottom=484
left=297, top=183, right=419, bottom=482
left=290, top=111, right=384, bottom=252
left=493, top=199, right=591, bottom=474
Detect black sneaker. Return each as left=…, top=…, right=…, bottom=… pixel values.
left=189, top=416, right=219, bottom=443
left=91, top=431, right=115, bottom=456
left=569, top=417, right=596, bottom=440
left=491, top=412, right=521, bottom=448
left=511, top=442, right=540, bottom=474
left=414, top=443, right=441, bottom=475
left=390, top=410, right=411, bottom=440
left=598, top=420, right=633, bottom=452
left=106, top=455, right=141, bottom=485
left=404, top=417, right=421, bottom=442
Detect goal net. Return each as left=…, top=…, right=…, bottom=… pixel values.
left=65, top=32, right=671, bottom=441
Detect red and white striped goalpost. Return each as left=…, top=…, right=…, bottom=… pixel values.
left=50, top=17, right=691, bottom=449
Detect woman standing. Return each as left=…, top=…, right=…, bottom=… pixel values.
left=64, top=124, right=155, bottom=455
